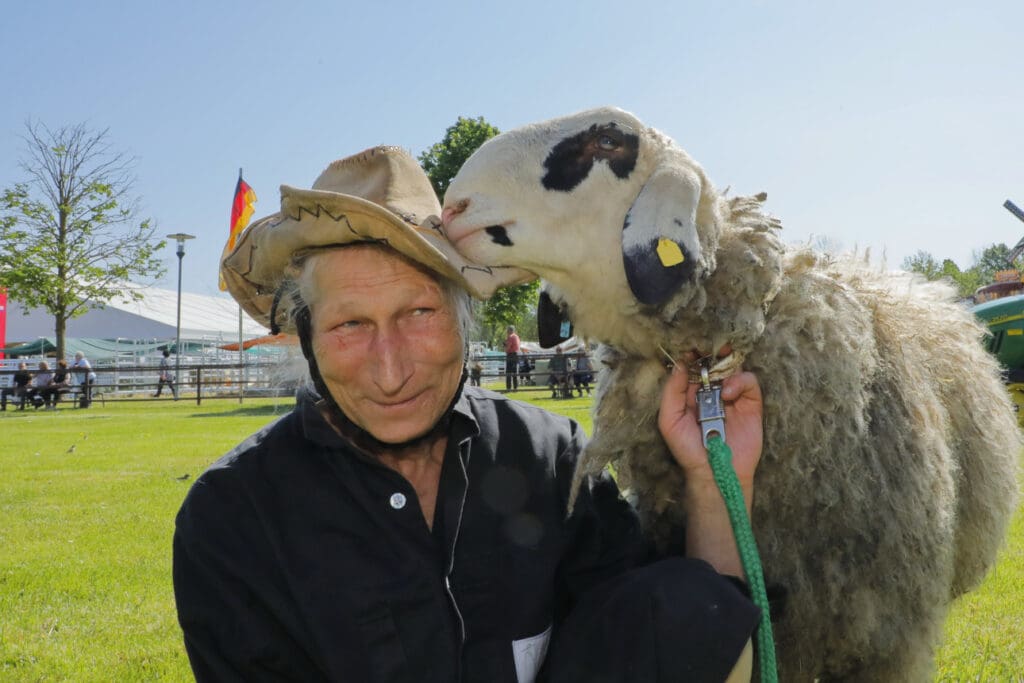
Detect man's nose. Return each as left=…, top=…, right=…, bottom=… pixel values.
left=372, top=331, right=412, bottom=394
left=441, top=198, right=469, bottom=228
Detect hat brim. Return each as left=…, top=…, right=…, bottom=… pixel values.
left=221, top=186, right=488, bottom=331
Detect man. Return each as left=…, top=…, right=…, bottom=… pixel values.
left=39, top=359, right=71, bottom=409
left=176, top=146, right=762, bottom=682
left=72, top=351, right=96, bottom=407
left=504, top=325, right=520, bottom=391
left=155, top=349, right=176, bottom=398
left=1, top=362, right=32, bottom=411
left=26, top=361, right=54, bottom=409
left=547, top=347, right=569, bottom=399
left=573, top=348, right=593, bottom=397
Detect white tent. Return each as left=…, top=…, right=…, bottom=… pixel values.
left=5, top=285, right=266, bottom=344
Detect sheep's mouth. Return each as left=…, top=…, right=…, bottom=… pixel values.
left=447, top=221, right=516, bottom=251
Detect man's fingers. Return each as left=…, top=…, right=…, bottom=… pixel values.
left=660, top=365, right=694, bottom=417
left=720, top=371, right=762, bottom=403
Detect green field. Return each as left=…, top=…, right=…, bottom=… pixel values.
left=1, top=391, right=1021, bottom=681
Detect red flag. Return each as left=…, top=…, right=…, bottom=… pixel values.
left=228, top=175, right=257, bottom=251
left=0, top=288, right=7, bottom=359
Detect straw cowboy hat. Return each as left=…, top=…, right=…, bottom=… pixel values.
left=220, top=146, right=532, bottom=332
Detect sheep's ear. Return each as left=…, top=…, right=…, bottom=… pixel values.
left=621, top=163, right=702, bottom=305
left=537, top=289, right=573, bottom=348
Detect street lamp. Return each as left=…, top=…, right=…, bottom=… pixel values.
left=167, top=233, right=195, bottom=398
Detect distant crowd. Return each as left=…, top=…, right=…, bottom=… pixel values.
left=469, top=326, right=595, bottom=399
left=1, top=352, right=97, bottom=410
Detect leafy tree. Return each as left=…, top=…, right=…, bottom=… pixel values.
left=901, top=245, right=1022, bottom=298
left=420, top=116, right=539, bottom=343
left=901, top=250, right=943, bottom=280
left=419, top=116, right=500, bottom=199
left=941, top=259, right=982, bottom=298
left=476, top=280, right=541, bottom=347
left=0, top=121, right=165, bottom=358
left=972, top=243, right=1016, bottom=286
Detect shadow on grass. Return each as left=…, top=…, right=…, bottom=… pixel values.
left=190, top=404, right=294, bottom=419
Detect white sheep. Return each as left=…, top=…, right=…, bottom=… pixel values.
left=439, top=106, right=1021, bottom=681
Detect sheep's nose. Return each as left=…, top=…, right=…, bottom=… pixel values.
left=441, top=198, right=469, bottom=227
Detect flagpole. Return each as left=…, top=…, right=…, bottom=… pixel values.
left=238, top=167, right=245, bottom=405
left=239, top=304, right=245, bottom=404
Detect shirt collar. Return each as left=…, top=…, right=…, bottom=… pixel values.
left=298, top=378, right=481, bottom=458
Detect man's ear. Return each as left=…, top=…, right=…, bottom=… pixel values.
left=621, top=161, right=703, bottom=305
left=537, top=288, right=573, bottom=348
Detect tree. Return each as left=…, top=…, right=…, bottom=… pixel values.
left=0, top=122, right=165, bottom=358
left=900, top=245, right=1018, bottom=298
left=419, top=116, right=501, bottom=199
left=477, top=280, right=541, bottom=347
left=420, top=116, right=539, bottom=343
left=972, top=243, right=1016, bottom=286
left=901, top=250, right=943, bottom=280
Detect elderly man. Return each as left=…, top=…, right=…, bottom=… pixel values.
left=175, top=146, right=762, bottom=682
left=72, top=351, right=96, bottom=407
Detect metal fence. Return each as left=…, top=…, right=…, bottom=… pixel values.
left=0, top=349, right=596, bottom=406
left=0, top=352, right=306, bottom=406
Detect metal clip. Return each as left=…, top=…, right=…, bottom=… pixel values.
left=696, top=364, right=726, bottom=447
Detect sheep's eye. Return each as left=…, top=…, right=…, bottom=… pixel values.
left=597, top=134, right=621, bottom=151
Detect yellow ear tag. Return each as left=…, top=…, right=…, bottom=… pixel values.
left=656, top=238, right=685, bottom=267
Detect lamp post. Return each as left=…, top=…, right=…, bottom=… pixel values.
left=167, top=233, right=195, bottom=398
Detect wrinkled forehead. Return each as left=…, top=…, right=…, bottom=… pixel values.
left=305, top=243, right=449, bottom=290
left=304, top=244, right=452, bottom=311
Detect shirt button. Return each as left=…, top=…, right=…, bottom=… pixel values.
left=389, top=492, right=407, bottom=510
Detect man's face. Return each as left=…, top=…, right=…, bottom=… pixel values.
left=309, top=247, right=464, bottom=444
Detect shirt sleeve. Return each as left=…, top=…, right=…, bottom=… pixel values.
left=173, top=474, right=326, bottom=683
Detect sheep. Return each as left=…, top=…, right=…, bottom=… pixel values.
left=439, top=106, right=1022, bottom=681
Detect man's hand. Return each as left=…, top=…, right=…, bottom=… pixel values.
left=657, top=366, right=763, bottom=487
left=658, top=365, right=764, bottom=575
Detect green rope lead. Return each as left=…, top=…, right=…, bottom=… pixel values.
left=705, top=434, right=778, bottom=683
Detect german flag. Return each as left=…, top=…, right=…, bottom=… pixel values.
left=228, top=173, right=257, bottom=251
left=220, top=172, right=258, bottom=290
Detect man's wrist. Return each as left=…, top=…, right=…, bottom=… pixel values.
left=684, top=475, right=755, bottom=516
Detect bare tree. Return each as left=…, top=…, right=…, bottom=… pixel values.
left=0, top=121, right=164, bottom=358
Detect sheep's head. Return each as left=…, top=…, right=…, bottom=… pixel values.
left=442, top=107, right=723, bottom=310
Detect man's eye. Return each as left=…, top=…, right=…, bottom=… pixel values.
left=411, top=307, right=434, bottom=316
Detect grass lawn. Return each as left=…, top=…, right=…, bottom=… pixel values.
left=1, top=389, right=1021, bottom=681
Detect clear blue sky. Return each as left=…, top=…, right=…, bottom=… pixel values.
left=2, top=0, right=1022, bottom=297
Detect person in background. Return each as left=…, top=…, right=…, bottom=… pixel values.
left=518, top=351, right=534, bottom=386
left=548, top=346, right=569, bottom=398
left=156, top=349, right=177, bottom=399
left=573, top=347, right=593, bottom=397
left=504, top=325, right=520, bottom=391
left=40, top=359, right=71, bottom=408
left=72, top=351, right=97, bottom=407
left=1, top=362, right=32, bottom=411
left=469, top=357, right=483, bottom=387
left=29, top=361, right=54, bottom=409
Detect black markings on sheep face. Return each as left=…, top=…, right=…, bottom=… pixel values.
left=485, top=225, right=514, bottom=246
left=622, top=235, right=697, bottom=306
left=541, top=123, right=640, bottom=192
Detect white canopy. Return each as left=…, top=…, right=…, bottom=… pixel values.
left=5, top=285, right=265, bottom=343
